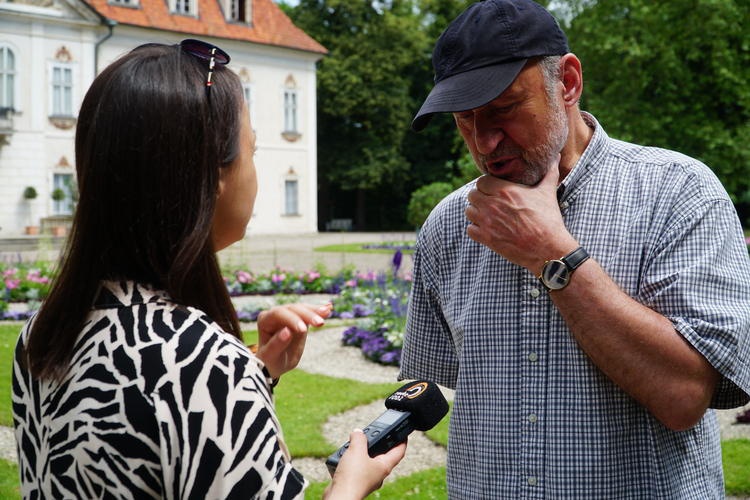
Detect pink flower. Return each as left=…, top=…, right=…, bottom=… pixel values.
left=272, top=273, right=286, bottom=283
left=236, top=270, right=253, bottom=284
left=305, top=271, right=321, bottom=281
left=357, top=271, right=377, bottom=281
left=345, top=279, right=358, bottom=288
left=3, top=268, right=17, bottom=278
left=5, top=278, right=20, bottom=290
left=25, top=270, right=49, bottom=284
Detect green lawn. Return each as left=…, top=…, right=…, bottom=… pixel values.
left=723, top=438, right=750, bottom=495
left=314, top=242, right=415, bottom=254
left=0, top=322, right=748, bottom=498
left=0, top=323, right=19, bottom=427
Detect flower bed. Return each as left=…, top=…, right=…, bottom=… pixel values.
left=0, top=253, right=411, bottom=367
left=335, top=273, right=410, bottom=366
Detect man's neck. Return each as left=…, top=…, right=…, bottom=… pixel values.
left=559, top=110, right=594, bottom=180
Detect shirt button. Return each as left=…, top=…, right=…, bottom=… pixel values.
left=560, top=200, right=570, bottom=209
left=528, top=476, right=538, bottom=486
left=529, top=288, right=541, bottom=298
left=528, top=413, right=538, bottom=423
left=528, top=352, right=538, bottom=362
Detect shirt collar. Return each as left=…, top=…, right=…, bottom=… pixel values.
left=558, top=112, right=609, bottom=204
left=94, top=280, right=172, bottom=309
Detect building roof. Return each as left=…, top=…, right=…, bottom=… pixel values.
left=83, top=0, right=327, bottom=55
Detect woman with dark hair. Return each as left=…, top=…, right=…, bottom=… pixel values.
left=12, top=40, right=405, bottom=499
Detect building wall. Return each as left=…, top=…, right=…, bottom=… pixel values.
left=0, top=2, right=321, bottom=236
left=0, top=2, right=99, bottom=236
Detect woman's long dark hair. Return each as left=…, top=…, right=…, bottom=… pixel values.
left=25, top=43, right=245, bottom=381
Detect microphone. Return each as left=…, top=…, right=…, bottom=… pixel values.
left=325, top=380, right=449, bottom=476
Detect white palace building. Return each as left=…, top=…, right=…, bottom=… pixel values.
left=0, top=0, right=326, bottom=237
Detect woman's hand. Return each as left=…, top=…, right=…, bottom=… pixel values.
left=323, top=429, right=407, bottom=500
left=254, top=303, right=332, bottom=379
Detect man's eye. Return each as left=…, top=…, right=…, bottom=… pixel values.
left=494, top=103, right=516, bottom=115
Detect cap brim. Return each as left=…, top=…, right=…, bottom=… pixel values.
left=411, top=58, right=528, bottom=132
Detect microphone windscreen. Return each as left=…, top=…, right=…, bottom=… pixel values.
left=384, top=380, right=449, bottom=431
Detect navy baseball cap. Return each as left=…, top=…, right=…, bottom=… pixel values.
left=412, top=0, right=569, bottom=131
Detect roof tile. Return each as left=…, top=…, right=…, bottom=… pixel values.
left=83, top=0, right=327, bottom=54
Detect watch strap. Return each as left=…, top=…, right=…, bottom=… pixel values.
left=561, top=247, right=589, bottom=271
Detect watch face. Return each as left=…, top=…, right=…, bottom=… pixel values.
left=541, top=260, right=570, bottom=290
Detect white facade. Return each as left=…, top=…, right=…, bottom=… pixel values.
left=0, top=0, right=322, bottom=236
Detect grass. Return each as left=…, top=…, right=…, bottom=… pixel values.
left=314, top=242, right=415, bottom=254
left=0, top=460, right=19, bottom=499
left=305, top=466, right=448, bottom=499
left=0, top=323, right=20, bottom=427
left=275, top=370, right=399, bottom=456
left=723, top=438, right=750, bottom=494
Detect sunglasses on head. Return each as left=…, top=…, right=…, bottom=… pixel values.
left=180, top=39, right=231, bottom=97
left=133, top=39, right=231, bottom=99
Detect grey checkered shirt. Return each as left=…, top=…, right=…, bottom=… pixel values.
left=400, top=113, right=750, bottom=499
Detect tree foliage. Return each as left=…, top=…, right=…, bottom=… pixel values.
left=567, top=0, right=750, bottom=201
left=406, top=181, right=453, bottom=228
left=288, top=1, right=425, bottom=191
left=283, top=0, right=750, bottom=228
left=285, top=0, right=473, bottom=229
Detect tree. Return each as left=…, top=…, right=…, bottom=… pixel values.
left=287, top=1, right=427, bottom=228
left=406, top=181, right=453, bottom=228
left=567, top=0, right=750, bottom=202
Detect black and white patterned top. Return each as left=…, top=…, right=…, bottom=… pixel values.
left=400, top=113, right=750, bottom=498
left=13, top=280, right=306, bottom=499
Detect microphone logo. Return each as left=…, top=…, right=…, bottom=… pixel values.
left=389, top=381, right=428, bottom=401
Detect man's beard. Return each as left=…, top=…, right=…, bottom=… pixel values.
left=480, top=99, right=569, bottom=186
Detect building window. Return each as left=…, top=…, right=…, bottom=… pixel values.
left=109, top=0, right=139, bottom=5
left=0, top=46, right=15, bottom=110
left=172, top=0, right=193, bottom=15
left=53, top=174, right=75, bottom=215
left=223, top=0, right=251, bottom=22
left=283, top=89, right=298, bottom=134
left=284, top=179, right=299, bottom=215
left=281, top=75, right=300, bottom=141
left=51, top=64, right=73, bottom=117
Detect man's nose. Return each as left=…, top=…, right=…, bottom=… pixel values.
left=472, top=118, right=505, bottom=155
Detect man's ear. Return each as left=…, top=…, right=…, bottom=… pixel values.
left=560, top=53, right=583, bottom=107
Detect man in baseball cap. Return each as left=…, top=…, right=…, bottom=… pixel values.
left=400, top=0, right=750, bottom=498
left=412, top=0, right=569, bottom=131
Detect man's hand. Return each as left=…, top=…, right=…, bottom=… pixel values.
left=465, top=157, right=577, bottom=273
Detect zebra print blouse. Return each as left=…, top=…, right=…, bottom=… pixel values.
left=13, top=280, right=306, bottom=499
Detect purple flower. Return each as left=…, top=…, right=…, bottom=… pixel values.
left=392, top=250, right=403, bottom=276
left=343, top=326, right=368, bottom=346
left=361, top=336, right=389, bottom=356
left=237, top=309, right=261, bottom=322
left=352, top=304, right=373, bottom=317
left=379, top=350, right=401, bottom=365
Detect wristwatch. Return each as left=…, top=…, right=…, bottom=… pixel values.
left=538, top=247, right=590, bottom=291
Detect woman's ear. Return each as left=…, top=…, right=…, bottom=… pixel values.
left=560, top=53, right=583, bottom=107
left=216, top=167, right=227, bottom=198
